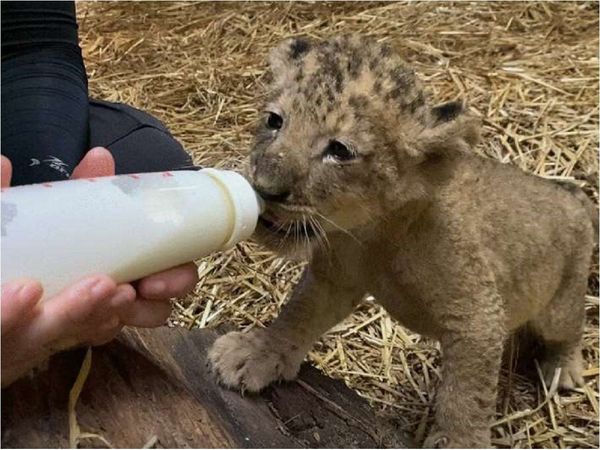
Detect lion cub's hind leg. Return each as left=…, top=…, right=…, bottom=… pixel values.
left=530, top=252, right=590, bottom=391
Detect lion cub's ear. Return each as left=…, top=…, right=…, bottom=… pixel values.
left=413, top=101, right=480, bottom=157
left=431, top=101, right=464, bottom=126
left=268, top=37, right=312, bottom=87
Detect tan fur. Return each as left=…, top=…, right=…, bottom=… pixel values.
left=208, top=36, right=597, bottom=448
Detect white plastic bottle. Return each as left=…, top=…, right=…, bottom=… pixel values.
left=1, top=169, right=263, bottom=300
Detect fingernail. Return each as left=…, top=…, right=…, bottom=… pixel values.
left=3, top=280, right=41, bottom=303
left=14, top=283, right=29, bottom=299
left=90, top=278, right=114, bottom=298
left=146, top=279, right=166, bottom=295
left=17, top=283, right=40, bottom=302
left=88, top=146, right=109, bottom=155
left=111, top=286, right=135, bottom=306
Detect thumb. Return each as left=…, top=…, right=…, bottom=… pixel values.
left=1, top=155, right=13, bottom=188
left=72, top=147, right=115, bottom=179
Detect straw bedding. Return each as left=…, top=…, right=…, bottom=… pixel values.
left=78, top=2, right=599, bottom=447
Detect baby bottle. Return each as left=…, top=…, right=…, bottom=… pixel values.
left=1, top=169, right=263, bottom=300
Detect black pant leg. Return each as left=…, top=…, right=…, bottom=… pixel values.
left=88, top=99, right=194, bottom=174
left=1, top=1, right=89, bottom=186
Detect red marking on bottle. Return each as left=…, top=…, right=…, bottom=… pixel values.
left=87, top=178, right=97, bottom=182
left=43, top=183, right=53, bottom=188
left=129, top=174, right=140, bottom=179
left=162, top=171, right=174, bottom=177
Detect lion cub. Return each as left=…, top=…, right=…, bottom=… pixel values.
left=209, top=36, right=596, bottom=448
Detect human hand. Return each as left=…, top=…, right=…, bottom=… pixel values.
left=1, top=149, right=198, bottom=386
left=72, top=148, right=199, bottom=307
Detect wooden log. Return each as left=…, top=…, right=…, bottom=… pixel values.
left=2, top=327, right=411, bottom=448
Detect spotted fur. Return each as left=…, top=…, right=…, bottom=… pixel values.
left=210, top=36, right=596, bottom=448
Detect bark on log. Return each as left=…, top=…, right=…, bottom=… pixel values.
left=2, top=327, right=411, bottom=448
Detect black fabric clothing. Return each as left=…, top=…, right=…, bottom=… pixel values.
left=1, top=1, right=80, bottom=60
left=2, top=1, right=89, bottom=185
left=1, top=1, right=193, bottom=186
left=89, top=100, right=193, bottom=175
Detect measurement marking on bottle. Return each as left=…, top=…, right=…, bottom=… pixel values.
left=42, top=183, right=53, bottom=188
left=87, top=178, right=97, bottom=182
left=162, top=172, right=174, bottom=177
left=129, top=174, right=141, bottom=179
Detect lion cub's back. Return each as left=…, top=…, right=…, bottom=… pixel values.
left=440, top=155, right=594, bottom=322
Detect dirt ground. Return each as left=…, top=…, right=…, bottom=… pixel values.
left=78, top=2, right=599, bottom=447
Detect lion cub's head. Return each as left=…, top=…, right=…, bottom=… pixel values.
left=249, top=35, right=478, bottom=256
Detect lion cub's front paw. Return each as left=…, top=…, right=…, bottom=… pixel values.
left=423, top=429, right=489, bottom=449
left=422, top=431, right=449, bottom=449
left=208, top=330, right=303, bottom=393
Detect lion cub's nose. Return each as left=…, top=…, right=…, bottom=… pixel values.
left=253, top=185, right=291, bottom=203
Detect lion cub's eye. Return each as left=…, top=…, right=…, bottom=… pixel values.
left=266, top=112, right=283, bottom=130
left=323, top=140, right=355, bottom=162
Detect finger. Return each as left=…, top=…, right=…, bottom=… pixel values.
left=35, top=275, right=117, bottom=343
left=1, top=279, right=43, bottom=335
left=71, top=147, right=115, bottom=179
left=1, top=155, right=13, bottom=187
left=109, top=284, right=137, bottom=309
left=87, top=316, right=124, bottom=347
left=81, top=284, right=135, bottom=346
left=116, top=299, right=172, bottom=328
left=136, top=263, right=199, bottom=300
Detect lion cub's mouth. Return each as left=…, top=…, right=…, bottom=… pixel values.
left=258, top=212, right=317, bottom=238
